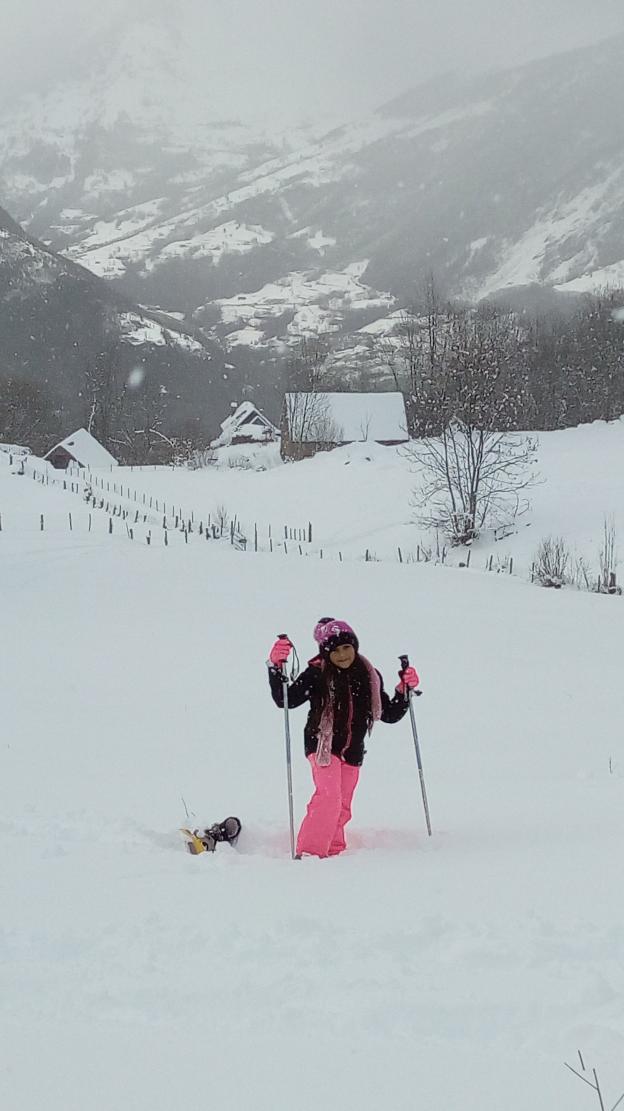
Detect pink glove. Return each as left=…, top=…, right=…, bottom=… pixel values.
left=396, top=665, right=419, bottom=694
left=269, top=636, right=292, bottom=668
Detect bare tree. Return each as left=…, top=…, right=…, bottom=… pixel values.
left=284, top=335, right=333, bottom=392
left=378, top=273, right=453, bottom=424
left=82, top=341, right=124, bottom=449
left=410, top=420, right=538, bottom=544
left=0, top=374, right=61, bottom=453
left=111, top=379, right=177, bottom=464
left=283, top=391, right=343, bottom=454
left=404, top=304, right=537, bottom=545
left=281, top=336, right=343, bottom=458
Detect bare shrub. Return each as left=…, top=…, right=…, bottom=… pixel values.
left=226, top=454, right=254, bottom=470
left=572, top=555, right=593, bottom=592
left=598, top=516, right=619, bottom=594
left=180, top=446, right=217, bottom=469
left=534, top=536, right=571, bottom=588
left=404, top=543, right=435, bottom=564
left=569, top=518, right=621, bottom=595
left=213, top=504, right=229, bottom=535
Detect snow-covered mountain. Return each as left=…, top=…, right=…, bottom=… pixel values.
left=1, top=27, right=624, bottom=364
left=0, top=202, right=231, bottom=440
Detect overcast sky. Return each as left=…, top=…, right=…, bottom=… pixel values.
left=2, top=0, right=624, bottom=124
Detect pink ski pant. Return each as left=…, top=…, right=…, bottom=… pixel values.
left=296, top=754, right=360, bottom=858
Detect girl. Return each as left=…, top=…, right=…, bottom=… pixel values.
left=267, top=618, right=419, bottom=858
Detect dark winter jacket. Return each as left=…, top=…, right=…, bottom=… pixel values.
left=268, top=656, right=408, bottom=766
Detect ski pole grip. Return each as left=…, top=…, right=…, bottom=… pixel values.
left=398, top=654, right=423, bottom=697
left=278, top=633, right=290, bottom=677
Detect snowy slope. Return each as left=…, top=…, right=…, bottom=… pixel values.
left=72, top=419, right=624, bottom=580
left=2, top=430, right=624, bottom=1111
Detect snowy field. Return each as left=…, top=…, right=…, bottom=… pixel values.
left=2, top=427, right=624, bottom=1111
left=29, top=416, right=622, bottom=580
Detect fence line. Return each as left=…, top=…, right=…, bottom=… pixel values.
left=5, top=458, right=523, bottom=579
left=4, top=455, right=619, bottom=596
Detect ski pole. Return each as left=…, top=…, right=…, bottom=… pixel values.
left=279, top=633, right=297, bottom=860
left=399, top=654, right=432, bottom=836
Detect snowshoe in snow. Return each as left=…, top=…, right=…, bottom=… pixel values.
left=180, top=817, right=241, bottom=855
left=216, top=816, right=242, bottom=844
left=180, top=828, right=212, bottom=855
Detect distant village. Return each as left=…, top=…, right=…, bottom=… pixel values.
left=14, top=391, right=408, bottom=471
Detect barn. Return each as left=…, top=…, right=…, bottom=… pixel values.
left=281, top=392, right=408, bottom=460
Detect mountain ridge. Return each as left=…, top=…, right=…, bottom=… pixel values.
left=1, top=30, right=624, bottom=382
left=0, top=203, right=234, bottom=448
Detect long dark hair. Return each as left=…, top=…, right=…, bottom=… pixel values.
left=318, top=654, right=374, bottom=734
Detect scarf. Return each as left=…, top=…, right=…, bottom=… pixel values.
left=315, top=654, right=382, bottom=766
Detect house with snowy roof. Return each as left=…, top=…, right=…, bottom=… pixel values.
left=43, top=428, right=118, bottom=470
left=281, top=391, right=408, bottom=460
left=211, top=401, right=279, bottom=448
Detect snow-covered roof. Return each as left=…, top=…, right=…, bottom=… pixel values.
left=284, top=392, right=408, bottom=443
left=212, top=402, right=279, bottom=447
left=44, top=428, right=118, bottom=468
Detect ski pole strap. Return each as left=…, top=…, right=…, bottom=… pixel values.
left=278, top=633, right=300, bottom=681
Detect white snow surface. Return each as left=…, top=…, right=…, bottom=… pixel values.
left=556, top=258, right=624, bottom=294
left=474, top=169, right=624, bottom=300
left=2, top=422, right=624, bottom=1111
left=118, top=311, right=205, bottom=353
left=156, top=221, right=274, bottom=268
left=216, top=262, right=394, bottom=345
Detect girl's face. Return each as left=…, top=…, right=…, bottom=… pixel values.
left=329, top=643, right=356, bottom=669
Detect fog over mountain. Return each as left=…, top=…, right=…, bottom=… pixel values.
left=2, top=0, right=624, bottom=124
left=2, top=7, right=624, bottom=443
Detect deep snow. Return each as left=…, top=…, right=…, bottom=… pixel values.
left=2, top=429, right=624, bottom=1111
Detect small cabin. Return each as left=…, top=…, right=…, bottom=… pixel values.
left=44, top=428, right=118, bottom=470
left=211, top=402, right=279, bottom=448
